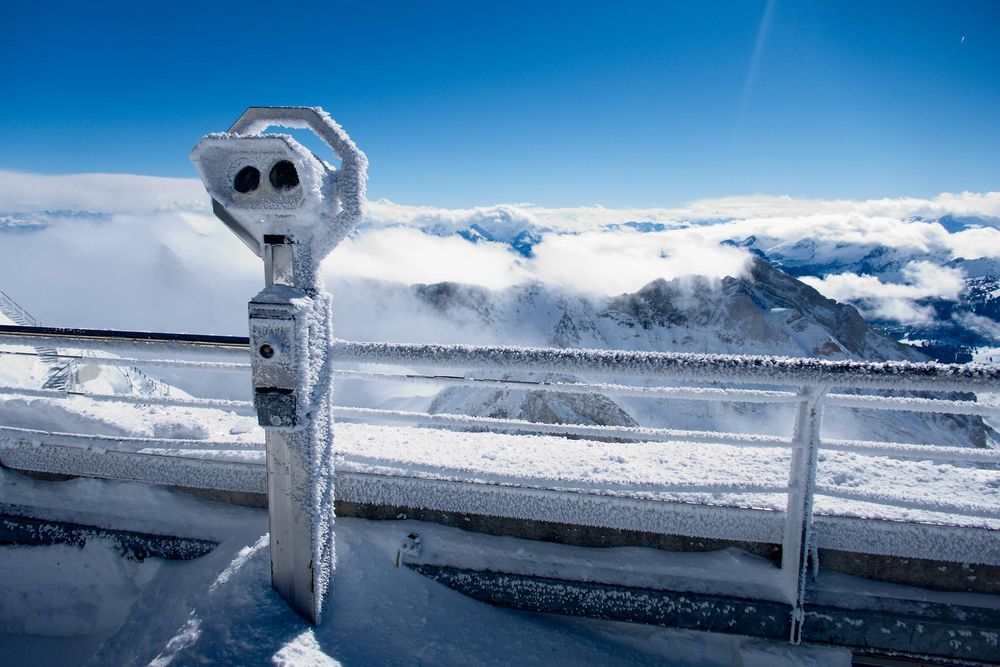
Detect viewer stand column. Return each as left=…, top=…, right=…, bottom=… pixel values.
left=190, top=106, right=367, bottom=623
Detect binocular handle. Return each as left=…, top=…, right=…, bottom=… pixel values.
left=228, top=106, right=368, bottom=227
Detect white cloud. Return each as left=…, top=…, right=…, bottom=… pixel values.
left=367, top=191, right=1000, bottom=233
left=956, top=312, right=1000, bottom=339
left=324, top=227, right=531, bottom=290
left=946, top=226, right=1000, bottom=260
left=366, top=194, right=1000, bottom=271
left=531, top=229, right=750, bottom=295
left=801, top=261, right=966, bottom=323
left=900, top=261, right=967, bottom=299
left=0, top=208, right=258, bottom=333
left=4, top=170, right=1000, bottom=328
left=323, top=226, right=751, bottom=296
left=865, top=299, right=938, bottom=324
left=0, top=170, right=205, bottom=213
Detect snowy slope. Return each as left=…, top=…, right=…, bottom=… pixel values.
left=0, top=312, right=49, bottom=388
left=3, top=251, right=988, bottom=448
left=329, top=258, right=915, bottom=359
left=328, top=260, right=988, bottom=448
left=0, top=469, right=849, bottom=667
left=2, top=174, right=998, bottom=664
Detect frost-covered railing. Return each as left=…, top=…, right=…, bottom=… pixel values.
left=2, top=325, right=1000, bottom=639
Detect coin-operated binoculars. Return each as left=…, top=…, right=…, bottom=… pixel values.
left=190, top=107, right=367, bottom=624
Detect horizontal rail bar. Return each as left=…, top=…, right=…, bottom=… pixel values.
left=0, top=441, right=265, bottom=493
left=0, top=324, right=248, bottom=348
left=1, top=433, right=785, bottom=498
left=5, top=325, right=999, bottom=392
left=822, top=437, right=1000, bottom=464
left=815, top=484, right=1000, bottom=521
left=0, top=385, right=254, bottom=411
left=0, top=424, right=259, bottom=452
left=0, top=348, right=251, bottom=372
left=339, top=452, right=788, bottom=497
left=12, top=346, right=996, bottom=416
left=332, top=406, right=791, bottom=448
left=333, top=369, right=804, bottom=404
left=812, top=513, right=1000, bottom=565
left=328, top=340, right=1000, bottom=392
left=825, top=392, right=1000, bottom=417
left=0, top=325, right=249, bottom=358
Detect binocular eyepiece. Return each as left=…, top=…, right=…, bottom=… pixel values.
left=232, top=160, right=300, bottom=194
left=190, top=106, right=367, bottom=289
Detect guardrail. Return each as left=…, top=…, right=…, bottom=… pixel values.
left=1, top=323, right=999, bottom=642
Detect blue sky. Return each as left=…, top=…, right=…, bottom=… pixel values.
left=1, top=1, right=998, bottom=207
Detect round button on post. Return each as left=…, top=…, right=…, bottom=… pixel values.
left=259, top=343, right=275, bottom=359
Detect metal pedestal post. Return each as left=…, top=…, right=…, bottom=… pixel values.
left=251, top=289, right=336, bottom=624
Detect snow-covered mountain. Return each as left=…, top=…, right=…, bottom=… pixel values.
left=721, top=230, right=1000, bottom=363
left=332, top=255, right=916, bottom=359
left=408, top=206, right=548, bottom=258
left=428, top=373, right=639, bottom=430
left=2, top=171, right=998, bottom=448
left=328, top=259, right=988, bottom=448
left=363, top=200, right=1000, bottom=367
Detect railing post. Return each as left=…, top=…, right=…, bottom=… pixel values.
left=782, top=384, right=826, bottom=644
left=65, top=359, right=77, bottom=393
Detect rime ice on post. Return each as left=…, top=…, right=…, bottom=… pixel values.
left=190, top=107, right=367, bottom=623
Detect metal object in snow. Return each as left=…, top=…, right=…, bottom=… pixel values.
left=190, top=106, right=367, bottom=624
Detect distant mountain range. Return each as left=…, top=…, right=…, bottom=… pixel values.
left=329, top=257, right=990, bottom=448
left=333, top=255, right=914, bottom=359
left=726, top=220, right=1000, bottom=364
left=2, top=177, right=996, bottom=448
left=411, top=211, right=1000, bottom=364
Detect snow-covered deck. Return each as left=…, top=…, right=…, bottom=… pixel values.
left=3, top=327, right=1000, bottom=662
left=3, top=420, right=999, bottom=568
left=1, top=322, right=999, bottom=572
left=1, top=467, right=855, bottom=666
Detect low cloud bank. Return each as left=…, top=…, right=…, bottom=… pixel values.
left=528, top=230, right=749, bottom=295
left=367, top=191, right=1000, bottom=233
left=2, top=170, right=1000, bottom=330
left=329, top=228, right=531, bottom=290
left=801, top=262, right=967, bottom=323
left=327, top=226, right=750, bottom=296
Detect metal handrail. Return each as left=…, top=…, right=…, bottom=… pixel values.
left=2, top=323, right=999, bottom=639
left=327, top=340, right=1000, bottom=391
left=0, top=324, right=249, bottom=348
left=4, top=324, right=1000, bottom=390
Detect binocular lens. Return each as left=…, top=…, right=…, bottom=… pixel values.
left=234, top=166, right=261, bottom=193
left=270, top=160, right=300, bottom=191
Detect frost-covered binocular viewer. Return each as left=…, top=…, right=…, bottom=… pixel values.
left=190, top=107, right=367, bottom=624
left=190, top=106, right=367, bottom=289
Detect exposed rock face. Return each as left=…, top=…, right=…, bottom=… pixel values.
left=414, top=282, right=495, bottom=322
left=380, top=259, right=915, bottom=361
left=603, top=256, right=912, bottom=359
left=428, top=374, right=638, bottom=429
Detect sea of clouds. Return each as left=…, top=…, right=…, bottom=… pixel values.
left=1, top=169, right=999, bottom=335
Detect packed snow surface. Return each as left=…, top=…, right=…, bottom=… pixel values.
left=0, top=470, right=850, bottom=667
